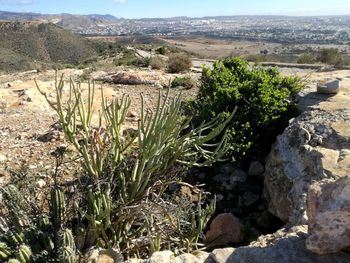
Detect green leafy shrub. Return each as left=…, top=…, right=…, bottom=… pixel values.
left=189, top=57, right=303, bottom=161
left=171, top=76, right=197, bottom=89
left=167, top=53, right=192, bottom=73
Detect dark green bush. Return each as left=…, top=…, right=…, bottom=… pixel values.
left=167, top=53, right=192, bottom=73
left=171, top=76, right=196, bottom=89
left=189, top=57, right=303, bottom=160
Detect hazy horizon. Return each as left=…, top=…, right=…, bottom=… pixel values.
left=1, top=0, right=350, bottom=19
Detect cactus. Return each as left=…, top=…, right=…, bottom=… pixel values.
left=59, top=228, right=76, bottom=263
left=0, top=242, right=11, bottom=261
left=37, top=77, right=234, bottom=255
left=50, top=188, right=65, bottom=228
left=17, top=244, right=32, bottom=263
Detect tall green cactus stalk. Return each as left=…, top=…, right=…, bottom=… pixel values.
left=50, top=187, right=66, bottom=259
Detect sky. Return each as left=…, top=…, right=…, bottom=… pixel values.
left=1, top=0, right=350, bottom=18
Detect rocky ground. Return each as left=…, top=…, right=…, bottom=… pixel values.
left=1, top=66, right=350, bottom=262
left=0, top=68, right=199, bottom=181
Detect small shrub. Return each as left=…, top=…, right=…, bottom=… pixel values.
left=317, top=48, right=344, bottom=67
left=167, top=53, right=192, bottom=73
left=189, top=57, right=304, bottom=161
left=114, top=50, right=150, bottom=68
left=297, top=53, right=316, bottom=64
left=156, top=46, right=166, bottom=55
left=149, top=56, right=165, bottom=69
left=171, top=76, right=197, bottom=89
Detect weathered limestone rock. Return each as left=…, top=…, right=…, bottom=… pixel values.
left=148, top=251, right=175, bottom=263
left=86, top=248, right=123, bottom=263
left=205, top=226, right=350, bottom=263
left=306, top=176, right=350, bottom=254
left=205, top=213, right=243, bottom=246
left=264, top=109, right=350, bottom=225
left=174, top=253, right=207, bottom=263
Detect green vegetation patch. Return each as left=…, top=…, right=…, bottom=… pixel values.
left=189, top=57, right=303, bottom=161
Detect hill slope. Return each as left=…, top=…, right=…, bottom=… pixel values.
left=0, top=21, right=99, bottom=73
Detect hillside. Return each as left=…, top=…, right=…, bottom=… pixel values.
left=0, top=21, right=99, bottom=73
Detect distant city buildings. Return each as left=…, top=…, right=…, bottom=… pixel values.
left=75, top=16, right=350, bottom=45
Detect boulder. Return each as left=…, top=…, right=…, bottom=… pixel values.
left=317, top=79, right=341, bottom=94
left=205, top=213, right=243, bottom=246
left=306, top=176, right=350, bottom=254
left=264, top=109, right=350, bottom=225
left=205, top=226, right=350, bottom=263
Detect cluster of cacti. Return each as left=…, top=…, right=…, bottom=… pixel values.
left=35, top=76, right=234, bottom=256
left=0, top=184, right=76, bottom=263
left=0, top=231, right=33, bottom=262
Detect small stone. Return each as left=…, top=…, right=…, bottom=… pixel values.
left=36, top=179, right=46, bottom=188
left=86, top=248, right=123, bottom=263
left=217, top=194, right=224, bottom=201
left=218, top=164, right=235, bottom=175
left=205, top=213, right=243, bottom=245
left=198, top=173, right=206, bottom=179
left=0, top=154, right=6, bottom=163
left=229, top=169, right=247, bottom=185
left=239, top=191, right=260, bottom=207
left=149, top=251, right=174, bottom=263
left=208, top=248, right=235, bottom=263
left=248, top=161, right=264, bottom=176
left=127, top=111, right=137, bottom=118
left=213, top=173, right=229, bottom=183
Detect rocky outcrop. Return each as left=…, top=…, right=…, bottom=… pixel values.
left=93, top=70, right=169, bottom=87
left=306, top=176, right=350, bottom=254
left=264, top=109, right=350, bottom=225
left=205, top=226, right=350, bottom=263
left=123, top=226, right=350, bottom=263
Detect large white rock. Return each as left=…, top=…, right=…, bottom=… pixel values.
left=306, top=176, right=350, bottom=254
left=264, top=109, right=350, bottom=225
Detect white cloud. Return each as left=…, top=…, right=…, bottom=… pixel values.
left=112, top=0, right=127, bottom=3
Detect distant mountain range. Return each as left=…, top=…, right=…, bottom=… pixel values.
left=0, top=11, right=120, bottom=31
